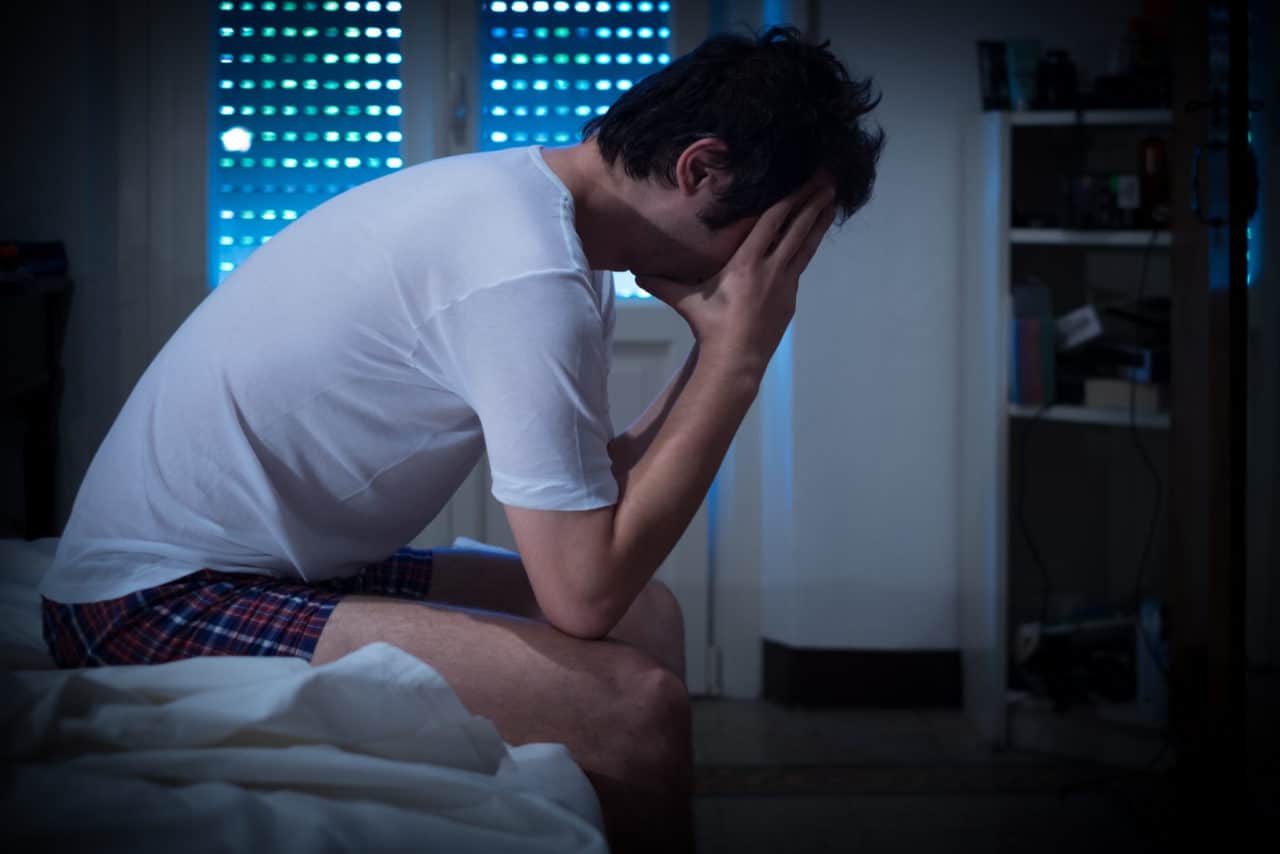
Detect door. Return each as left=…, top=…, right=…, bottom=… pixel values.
left=1167, top=0, right=1264, bottom=822
left=1242, top=0, right=1279, bottom=815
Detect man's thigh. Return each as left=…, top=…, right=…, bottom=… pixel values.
left=311, top=594, right=666, bottom=749
left=423, top=548, right=685, bottom=680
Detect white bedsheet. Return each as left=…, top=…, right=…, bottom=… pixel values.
left=0, top=538, right=607, bottom=853
left=0, top=536, right=58, bottom=669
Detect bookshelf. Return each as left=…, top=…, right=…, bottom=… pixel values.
left=1006, top=108, right=1174, bottom=127
left=1008, top=403, right=1171, bottom=430
left=958, top=109, right=1174, bottom=763
left=1010, top=228, right=1172, bottom=248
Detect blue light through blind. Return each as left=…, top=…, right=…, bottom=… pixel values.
left=211, top=0, right=404, bottom=286
left=479, top=0, right=671, bottom=150
left=480, top=0, right=672, bottom=299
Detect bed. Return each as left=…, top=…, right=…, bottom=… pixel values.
left=0, top=537, right=608, bottom=853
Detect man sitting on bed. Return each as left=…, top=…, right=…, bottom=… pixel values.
left=40, top=25, right=883, bottom=853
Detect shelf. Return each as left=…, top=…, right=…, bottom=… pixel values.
left=1007, top=108, right=1174, bottom=127
left=1009, top=404, right=1171, bottom=430
left=1006, top=694, right=1170, bottom=769
left=1010, top=228, right=1171, bottom=248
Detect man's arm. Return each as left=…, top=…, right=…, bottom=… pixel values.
left=506, top=183, right=837, bottom=639
left=607, top=342, right=699, bottom=485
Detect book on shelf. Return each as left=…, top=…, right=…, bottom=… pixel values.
left=1010, top=284, right=1056, bottom=406
left=1010, top=316, right=1056, bottom=405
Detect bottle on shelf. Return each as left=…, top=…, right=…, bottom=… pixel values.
left=1139, top=135, right=1171, bottom=226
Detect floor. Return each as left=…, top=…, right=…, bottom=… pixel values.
left=689, top=700, right=1188, bottom=854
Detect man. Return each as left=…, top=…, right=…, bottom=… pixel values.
left=40, top=25, right=883, bottom=852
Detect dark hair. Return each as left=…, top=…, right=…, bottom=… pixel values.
left=582, top=26, right=885, bottom=230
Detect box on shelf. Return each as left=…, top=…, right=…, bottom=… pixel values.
left=1083, top=377, right=1168, bottom=413
left=1057, top=299, right=1169, bottom=353
left=1014, top=614, right=1139, bottom=711
left=1057, top=304, right=1111, bottom=350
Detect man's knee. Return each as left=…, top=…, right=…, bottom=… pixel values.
left=606, top=579, right=686, bottom=682
left=644, top=579, right=686, bottom=648
left=606, top=649, right=692, bottom=782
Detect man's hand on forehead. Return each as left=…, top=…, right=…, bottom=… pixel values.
left=638, top=177, right=837, bottom=378
left=762, top=171, right=834, bottom=252
left=768, top=173, right=837, bottom=256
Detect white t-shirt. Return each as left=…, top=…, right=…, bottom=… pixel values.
left=41, top=146, right=619, bottom=604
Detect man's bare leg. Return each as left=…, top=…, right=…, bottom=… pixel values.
left=311, top=554, right=693, bottom=853
left=425, top=547, right=686, bottom=680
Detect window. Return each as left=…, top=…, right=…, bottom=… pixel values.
left=211, top=0, right=404, bottom=286
left=210, top=1, right=681, bottom=297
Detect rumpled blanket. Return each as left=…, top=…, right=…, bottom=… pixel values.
left=1, top=641, right=606, bottom=853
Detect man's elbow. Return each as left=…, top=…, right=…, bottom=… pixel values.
left=542, top=596, right=620, bottom=641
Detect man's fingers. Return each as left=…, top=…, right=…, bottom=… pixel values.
left=736, top=177, right=829, bottom=262
left=735, top=197, right=799, bottom=261
left=771, top=189, right=835, bottom=271
left=783, top=201, right=837, bottom=279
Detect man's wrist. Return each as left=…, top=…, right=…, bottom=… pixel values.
left=695, top=341, right=766, bottom=399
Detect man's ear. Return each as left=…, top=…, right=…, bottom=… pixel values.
left=673, top=137, right=732, bottom=199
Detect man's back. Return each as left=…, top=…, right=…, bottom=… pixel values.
left=43, top=146, right=618, bottom=603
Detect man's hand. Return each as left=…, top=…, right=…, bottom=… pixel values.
left=637, top=180, right=837, bottom=379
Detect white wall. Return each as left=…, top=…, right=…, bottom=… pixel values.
left=747, top=0, right=1142, bottom=653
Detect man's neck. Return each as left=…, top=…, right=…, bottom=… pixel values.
left=539, top=141, right=642, bottom=273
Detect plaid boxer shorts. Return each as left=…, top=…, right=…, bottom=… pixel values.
left=41, top=547, right=434, bottom=668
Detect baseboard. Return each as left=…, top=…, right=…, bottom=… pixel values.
left=762, top=639, right=962, bottom=708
